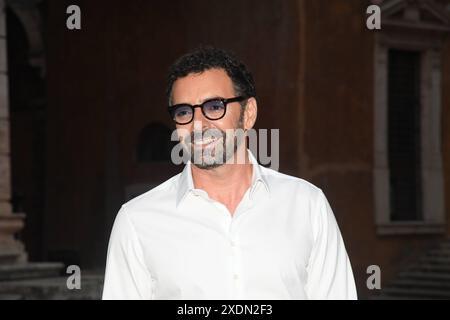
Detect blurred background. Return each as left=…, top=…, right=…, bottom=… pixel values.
left=0, top=0, right=449, bottom=299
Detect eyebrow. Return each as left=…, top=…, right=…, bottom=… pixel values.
left=199, top=96, right=224, bottom=104
left=172, top=96, right=225, bottom=106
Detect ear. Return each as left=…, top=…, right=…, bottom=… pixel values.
left=243, top=97, right=257, bottom=130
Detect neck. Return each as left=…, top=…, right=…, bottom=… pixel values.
left=191, top=147, right=253, bottom=215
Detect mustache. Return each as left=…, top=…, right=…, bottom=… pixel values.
left=185, top=128, right=225, bottom=144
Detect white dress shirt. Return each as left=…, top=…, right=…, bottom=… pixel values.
left=102, top=150, right=357, bottom=300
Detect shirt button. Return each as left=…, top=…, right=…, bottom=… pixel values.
left=230, top=240, right=236, bottom=247
left=233, top=274, right=239, bottom=281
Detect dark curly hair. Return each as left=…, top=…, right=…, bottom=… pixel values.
left=166, top=46, right=256, bottom=105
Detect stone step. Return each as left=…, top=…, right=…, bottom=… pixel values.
left=378, top=239, right=450, bottom=300
left=406, top=264, right=450, bottom=274
left=427, top=248, right=450, bottom=256
left=426, top=252, right=450, bottom=260
left=0, top=246, right=26, bottom=265
left=390, top=279, right=450, bottom=291
left=397, top=271, right=450, bottom=282
left=0, top=274, right=103, bottom=300
left=0, top=262, right=65, bottom=281
left=380, top=287, right=450, bottom=299
left=437, top=241, right=450, bottom=249
left=369, top=294, right=421, bottom=300
left=0, top=294, right=23, bottom=300
left=418, top=256, right=450, bottom=265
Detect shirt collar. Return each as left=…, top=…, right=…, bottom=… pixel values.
left=175, top=149, right=270, bottom=207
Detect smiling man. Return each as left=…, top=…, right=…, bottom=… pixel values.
left=102, top=47, right=357, bottom=300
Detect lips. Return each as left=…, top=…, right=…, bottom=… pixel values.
left=191, top=137, right=223, bottom=150
left=186, top=129, right=225, bottom=149
left=193, top=137, right=217, bottom=146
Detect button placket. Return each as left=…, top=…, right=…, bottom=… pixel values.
left=208, top=196, right=247, bottom=299
left=229, top=222, right=243, bottom=298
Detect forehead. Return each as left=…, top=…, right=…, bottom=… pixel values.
left=171, top=68, right=235, bottom=104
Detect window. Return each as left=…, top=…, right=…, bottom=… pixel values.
left=136, top=122, right=174, bottom=163
left=373, top=0, right=448, bottom=235
left=387, top=50, right=422, bottom=221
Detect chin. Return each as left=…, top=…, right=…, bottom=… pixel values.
left=193, top=161, right=224, bottom=170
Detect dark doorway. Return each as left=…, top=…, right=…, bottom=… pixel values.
left=6, top=6, right=47, bottom=261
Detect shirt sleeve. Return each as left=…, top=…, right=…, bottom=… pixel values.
left=102, top=206, right=153, bottom=300
left=305, top=190, right=358, bottom=300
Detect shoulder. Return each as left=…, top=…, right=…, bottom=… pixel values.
left=260, top=165, right=324, bottom=199
left=118, top=173, right=181, bottom=221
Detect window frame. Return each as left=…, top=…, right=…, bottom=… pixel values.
left=374, top=31, right=446, bottom=235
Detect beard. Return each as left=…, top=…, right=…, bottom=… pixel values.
left=181, top=113, right=246, bottom=170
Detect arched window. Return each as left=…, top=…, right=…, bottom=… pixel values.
left=136, top=122, right=174, bottom=163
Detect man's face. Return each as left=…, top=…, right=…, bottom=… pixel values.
left=171, top=68, right=246, bottom=169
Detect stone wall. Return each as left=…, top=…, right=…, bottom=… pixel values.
left=0, top=0, right=26, bottom=264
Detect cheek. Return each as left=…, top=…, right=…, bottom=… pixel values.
left=216, top=108, right=241, bottom=129
left=175, top=126, right=192, bottom=142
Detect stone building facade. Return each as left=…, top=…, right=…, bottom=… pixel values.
left=2, top=0, right=450, bottom=298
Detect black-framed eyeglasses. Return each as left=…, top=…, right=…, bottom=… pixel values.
left=168, top=96, right=247, bottom=125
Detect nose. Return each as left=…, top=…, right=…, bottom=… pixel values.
left=189, top=106, right=213, bottom=134
left=192, top=106, right=205, bottom=123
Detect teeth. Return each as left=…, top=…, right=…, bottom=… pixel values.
left=193, top=138, right=215, bottom=145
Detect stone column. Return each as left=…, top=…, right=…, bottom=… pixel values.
left=0, top=0, right=27, bottom=264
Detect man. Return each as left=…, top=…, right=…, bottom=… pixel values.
left=102, top=47, right=357, bottom=300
